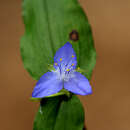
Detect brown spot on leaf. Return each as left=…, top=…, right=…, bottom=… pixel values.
left=69, top=30, right=79, bottom=42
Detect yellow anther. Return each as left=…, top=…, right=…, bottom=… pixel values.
left=72, top=63, right=74, bottom=66
left=72, top=55, right=74, bottom=58
left=54, top=62, right=58, bottom=66
left=77, top=67, right=80, bottom=70
left=66, top=69, right=70, bottom=72
left=60, top=58, right=62, bottom=61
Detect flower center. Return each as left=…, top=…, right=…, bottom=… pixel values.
left=53, top=66, right=75, bottom=82
left=53, top=55, right=76, bottom=81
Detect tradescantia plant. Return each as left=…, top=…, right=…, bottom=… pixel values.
left=20, top=0, right=96, bottom=130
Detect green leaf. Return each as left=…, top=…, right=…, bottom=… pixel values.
left=21, top=0, right=96, bottom=80
left=33, top=95, right=84, bottom=130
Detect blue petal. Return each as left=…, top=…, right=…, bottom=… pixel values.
left=32, top=72, right=63, bottom=98
left=64, top=72, right=92, bottom=95
left=54, top=42, right=77, bottom=72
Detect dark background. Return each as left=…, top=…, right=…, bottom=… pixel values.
left=0, top=0, right=130, bottom=130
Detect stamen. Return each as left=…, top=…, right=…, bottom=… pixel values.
left=66, top=69, right=70, bottom=72
left=72, top=63, right=74, bottom=66
left=72, top=55, right=74, bottom=58
left=54, top=62, right=58, bottom=66
left=60, top=58, right=62, bottom=61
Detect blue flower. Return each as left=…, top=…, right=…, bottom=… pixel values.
left=32, top=42, right=92, bottom=98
